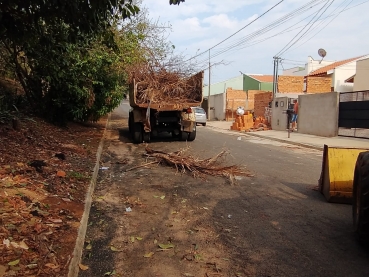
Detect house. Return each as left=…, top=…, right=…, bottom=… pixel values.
left=202, top=74, right=273, bottom=96
left=282, top=56, right=338, bottom=76
left=282, top=55, right=369, bottom=93
left=308, top=55, right=368, bottom=92
left=353, top=58, right=369, bottom=91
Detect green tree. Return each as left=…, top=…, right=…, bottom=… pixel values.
left=0, top=0, right=187, bottom=125
left=0, top=0, right=141, bottom=124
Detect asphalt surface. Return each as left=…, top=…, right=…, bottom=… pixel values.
left=80, top=101, right=369, bottom=277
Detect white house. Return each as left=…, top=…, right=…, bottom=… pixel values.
left=284, top=55, right=369, bottom=92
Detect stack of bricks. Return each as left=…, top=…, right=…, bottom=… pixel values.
left=253, top=116, right=270, bottom=129
left=254, top=92, right=273, bottom=117
left=230, top=112, right=254, bottom=131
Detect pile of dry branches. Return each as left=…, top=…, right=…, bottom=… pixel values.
left=129, top=63, right=203, bottom=105
left=144, top=146, right=252, bottom=182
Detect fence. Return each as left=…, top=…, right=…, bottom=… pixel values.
left=338, top=91, right=369, bottom=139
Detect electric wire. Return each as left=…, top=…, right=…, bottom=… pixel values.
left=283, top=0, right=353, bottom=54
left=193, top=0, right=333, bottom=66
left=209, top=0, right=326, bottom=52
left=183, top=0, right=285, bottom=62
left=276, top=0, right=335, bottom=57
left=194, top=0, right=328, bottom=65
left=182, top=0, right=368, bottom=73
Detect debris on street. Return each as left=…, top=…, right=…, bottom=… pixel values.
left=144, top=146, right=253, bottom=181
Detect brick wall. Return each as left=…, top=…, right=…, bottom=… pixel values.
left=305, top=76, right=331, bottom=93
left=225, top=88, right=272, bottom=120
left=278, top=76, right=304, bottom=93
left=254, top=91, right=273, bottom=117
left=278, top=75, right=332, bottom=93
left=226, top=88, right=248, bottom=110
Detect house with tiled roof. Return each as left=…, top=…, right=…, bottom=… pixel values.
left=307, top=55, right=369, bottom=92
left=282, top=55, right=369, bottom=93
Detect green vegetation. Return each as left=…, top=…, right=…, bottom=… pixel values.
left=0, top=0, right=181, bottom=125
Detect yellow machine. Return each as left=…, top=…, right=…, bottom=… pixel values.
left=319, top=145, right=369, bottom=243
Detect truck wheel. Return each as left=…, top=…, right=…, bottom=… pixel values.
left=353, top=151, right=369, bottom=244
left=128, top=112, right=133, bottom=134
left=143, top=132, right=151, bottom=143
left=180, top=131, right=189, bottom=141
left=133, top=123, right=143, bottom=144
left=188, top=129, right=196, bottom=141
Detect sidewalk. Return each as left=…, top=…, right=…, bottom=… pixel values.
left=207, top=121, right=369, bottom=150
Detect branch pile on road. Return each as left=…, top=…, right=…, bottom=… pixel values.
left=129, top=64, right=202, bottom=105
left=144, top=146, right=252, bottom=181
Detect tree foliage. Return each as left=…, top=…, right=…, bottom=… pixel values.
left=170, top=0, right=185, bottom=5
left=0, top=0, right=141, bottom=124
left=0, top=0, right=139, bottom=42
left=0, top=0, right=188, bottom=125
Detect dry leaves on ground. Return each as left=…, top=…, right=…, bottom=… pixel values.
left=0, top=115, right=106, bottom=277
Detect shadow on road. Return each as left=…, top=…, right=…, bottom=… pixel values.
left=118, top=126, right=189, bottom=144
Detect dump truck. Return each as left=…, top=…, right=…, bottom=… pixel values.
left=319, top=146, right=369, bottom=243
left=128, top=71, right=204, bottom=144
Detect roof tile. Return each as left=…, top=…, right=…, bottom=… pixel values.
left=249, top=75, right=274, bottom=83
left=308, top=56, right=364, bottom=76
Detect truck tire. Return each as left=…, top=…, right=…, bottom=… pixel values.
left=188, top=129, right=196, bottom=141
left=143, top=132, right=151, bottom=143
left=353, top=151, right=369, bottom=244
left=133, top=123, right=143, bottom=144
left=180, top=131, right=189, bottom=141
left=128, top=112, right=133, bottom=134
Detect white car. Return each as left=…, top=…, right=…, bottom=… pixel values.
left=192, top=107, right=207, bottom=126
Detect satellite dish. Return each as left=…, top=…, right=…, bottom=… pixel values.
left=318, top=48, right=327, bottom=64
left=318, top=48, right=327, bottom=58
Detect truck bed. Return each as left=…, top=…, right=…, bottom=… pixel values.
left=129, top=71, right=204, bottom=111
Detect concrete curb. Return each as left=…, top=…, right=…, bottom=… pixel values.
left=207, top=124, right=323, bottom=151
left=244, top=132, right=323, bottom=151
left=68, top=113, right=111, bottom=277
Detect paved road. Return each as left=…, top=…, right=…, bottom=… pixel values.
left=80, top=102, right=369, bottom=277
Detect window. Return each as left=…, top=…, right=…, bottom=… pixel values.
left=195, top=108, right=206, bottom=114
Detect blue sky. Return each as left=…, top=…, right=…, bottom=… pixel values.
left=143, top=0, right=369, bottom=84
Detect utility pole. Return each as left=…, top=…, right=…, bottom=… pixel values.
left=272, top=56, right=280, bottom=97
left=272, top=57, right=276, bottom=97
left=207, top=49, right=211, bottom=120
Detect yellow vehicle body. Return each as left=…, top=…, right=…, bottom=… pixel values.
left=319, top=145, right=369, bottom=204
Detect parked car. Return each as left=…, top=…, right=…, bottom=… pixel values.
left=192, top=107, right=207, bottom=126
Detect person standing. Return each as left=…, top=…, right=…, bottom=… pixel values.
left=291, top=99, right=298, bottom=131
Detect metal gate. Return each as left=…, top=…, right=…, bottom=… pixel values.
left=338, top=91, right=369, bottom=139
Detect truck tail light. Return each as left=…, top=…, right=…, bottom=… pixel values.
left=186, top=108, right=192, bottom=114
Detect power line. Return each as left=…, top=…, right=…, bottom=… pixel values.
left=216, top=0, right=369, bottom=61
left=184, top=0, right=285, bottom=62
left=194, top=0, right=329, bottom=65
left=210, top=0, right=285, bottom=51
left=212, top=0, right=326, bottom=52
left=283, top=0, right=353, bottom=53
left=276, top=0, right=335, bottom=57
left=182, top=0, right=328, bottom=68
left=183, top=0, right=368, bottom=71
